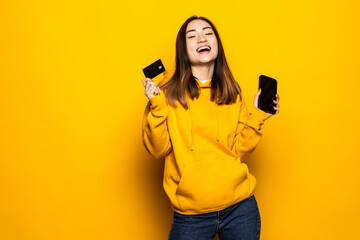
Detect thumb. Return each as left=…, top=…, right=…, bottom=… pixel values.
left=256, top=88, right=262, bottom=96
left=142, top=78, right=151, bottom=87
left=253, top=88, right=261, bottom=107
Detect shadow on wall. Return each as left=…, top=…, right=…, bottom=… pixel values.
left=134, top=149, right=174, bottom=238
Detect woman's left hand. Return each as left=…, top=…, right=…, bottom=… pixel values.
left=253, top=89, right=280, bottom=117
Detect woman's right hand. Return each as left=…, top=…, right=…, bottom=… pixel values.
left=142, top=78, right=161, bottom=99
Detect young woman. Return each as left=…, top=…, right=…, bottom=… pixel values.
left=141, top=15, right=279, bottom=240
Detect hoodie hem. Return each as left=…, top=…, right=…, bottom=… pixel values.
left=171, top=193, right=255, bottom=215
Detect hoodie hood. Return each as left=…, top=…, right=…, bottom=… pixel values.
left=188, top=77, right=220, bottom=151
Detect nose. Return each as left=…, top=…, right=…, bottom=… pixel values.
left=197, top=33, right=207, bottom=43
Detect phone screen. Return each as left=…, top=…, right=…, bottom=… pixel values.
left=258, top=75, right=277, bottom=114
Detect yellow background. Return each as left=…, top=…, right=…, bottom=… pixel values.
left=1, top=0, right=359, bottom=239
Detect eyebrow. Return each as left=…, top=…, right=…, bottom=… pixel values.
left=186, top=26, right=212, bottom=35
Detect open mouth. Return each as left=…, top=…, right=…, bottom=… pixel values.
left=197, top=46, right=211, bottom=54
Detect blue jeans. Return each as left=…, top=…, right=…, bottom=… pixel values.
left=168, top=195, right=261, bottom=240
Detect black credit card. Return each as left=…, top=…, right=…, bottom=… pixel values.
left=142, top=59, right=166, bottom=79
left=258, top=75, right=277, bottom=114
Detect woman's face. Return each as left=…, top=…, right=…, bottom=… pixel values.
left=185, top=19, right=218, bottom=66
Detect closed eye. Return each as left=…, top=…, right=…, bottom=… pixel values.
left=188, top=33, right=213, bottom=39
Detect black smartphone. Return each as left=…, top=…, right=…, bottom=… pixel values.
left=258, top=75, right=277, bottom=114
left=142, top=59, right=166, bottom=79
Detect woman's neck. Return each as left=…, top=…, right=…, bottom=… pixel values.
left=190, top=62, right=215, bottom=81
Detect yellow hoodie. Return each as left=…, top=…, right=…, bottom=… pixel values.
left=142, top=70, right=270, bottom=215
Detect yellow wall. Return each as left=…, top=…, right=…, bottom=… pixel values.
left=1, top=0, right=359, bottom=239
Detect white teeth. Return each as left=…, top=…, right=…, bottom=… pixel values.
left=197, top=46, right=211, bottom=52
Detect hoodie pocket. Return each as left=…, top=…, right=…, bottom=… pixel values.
left=175, top=157, right=250, bottom=212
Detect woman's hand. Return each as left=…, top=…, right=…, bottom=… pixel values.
left=142, top=78, right=161, bottom=99
left=253, top=89, right=280, bottom=117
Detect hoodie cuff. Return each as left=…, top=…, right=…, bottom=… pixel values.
left=149, top=92, right=168, bottom=116
left=250, top=105, right=271, bottom=121
left=247, top=105, right=271, bottom=131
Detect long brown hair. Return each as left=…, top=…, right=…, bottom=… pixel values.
left=160, top=15, right=241, bottom=110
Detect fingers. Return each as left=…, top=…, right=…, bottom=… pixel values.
left=147, top=82, right=161, bottom=94
left=145, top=85, right=159, bottom=99
left=144, top=79, right=160, bottom=91
left=143, top=78, right=161, bottom=99
left=143, top=78, right=160, bottom=90
left=145, top=84, right=160, bottom=95
left=145, top=82, right=161, bottom=94
left=142, top=78, right=151, bottom=87
left=273, top=94, right=280, bottom=114
left=144, top=79, right=156, bottom=88
left=272, top=94, right=280, bottom=103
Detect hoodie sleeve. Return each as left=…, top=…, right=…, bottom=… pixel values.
left=232, top=98, right=270, bottom=162
left=142, top=87, right=172, bottom=159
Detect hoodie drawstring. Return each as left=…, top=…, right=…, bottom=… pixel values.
left=188, top=96, right=195, bottom=151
